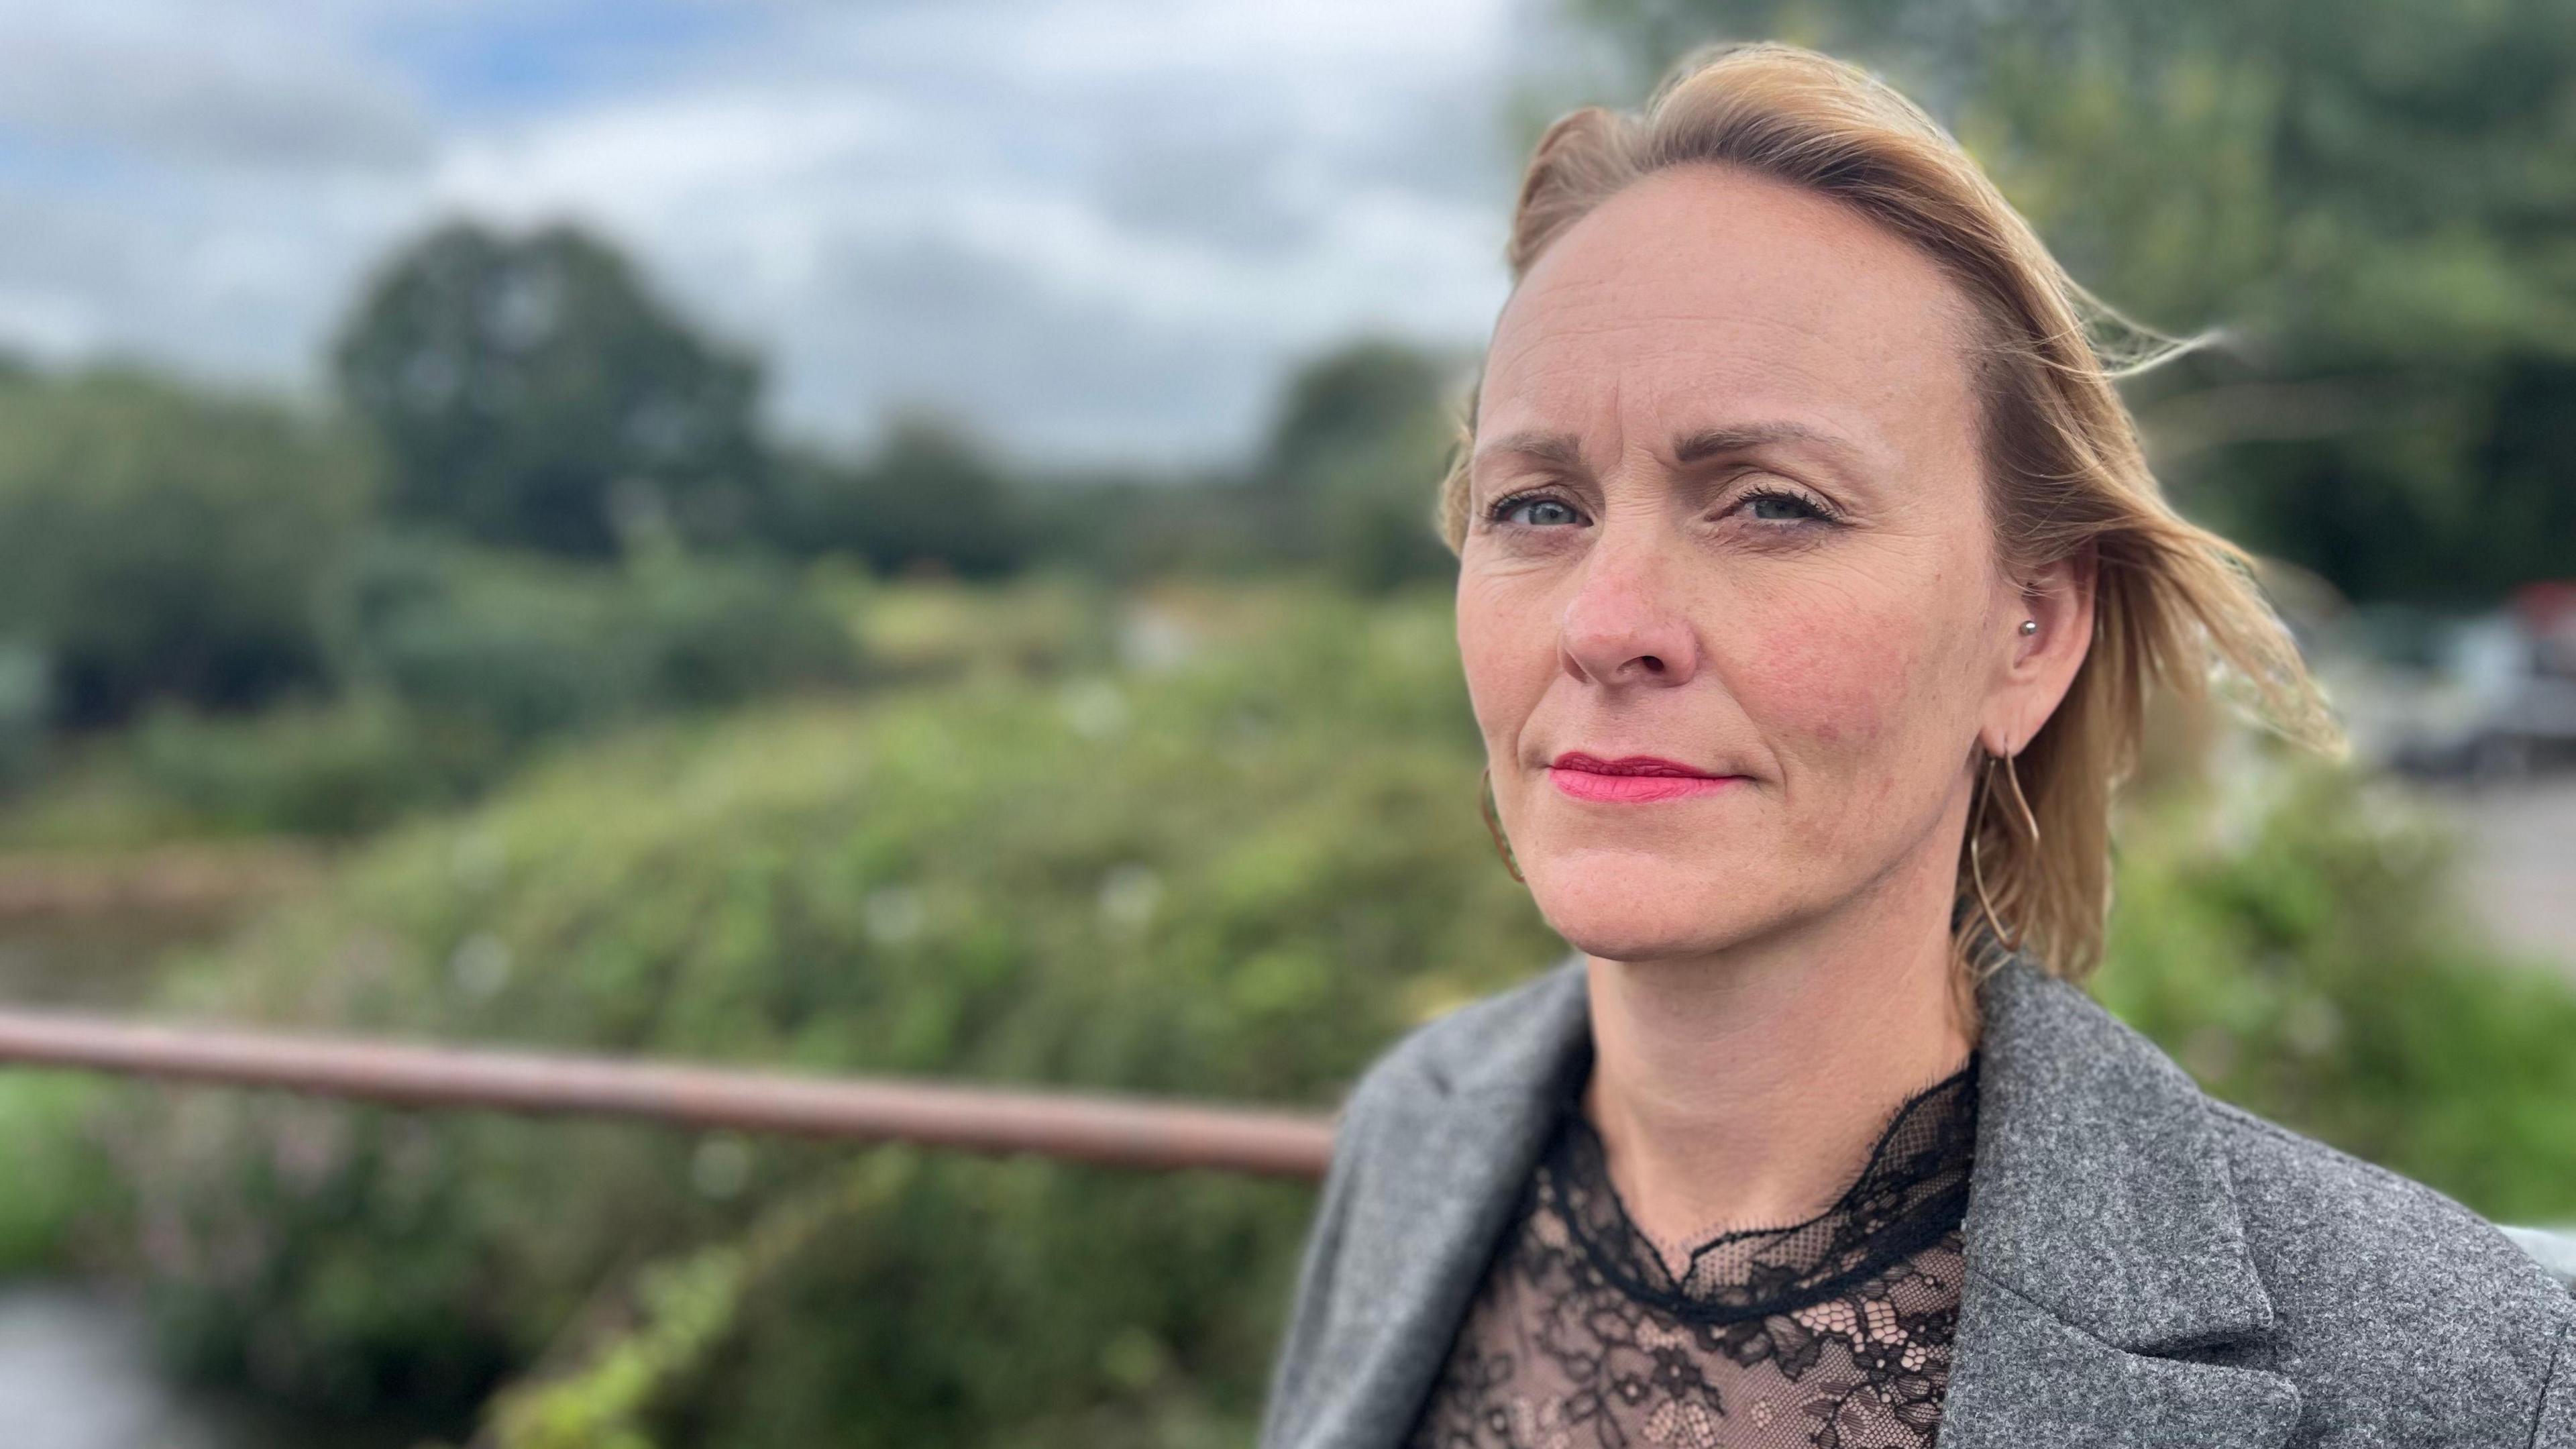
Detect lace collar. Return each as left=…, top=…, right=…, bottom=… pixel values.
left=1535, top=1036, right=1980, bottom=1326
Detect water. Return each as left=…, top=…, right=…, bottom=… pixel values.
left=0, top=1283, right=426, bottom=1449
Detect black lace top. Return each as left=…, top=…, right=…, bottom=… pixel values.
left=1405, top=1038, right=1980, bottom=1449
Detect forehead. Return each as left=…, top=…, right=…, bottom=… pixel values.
left=1479, top=162, right=1983, bottom=455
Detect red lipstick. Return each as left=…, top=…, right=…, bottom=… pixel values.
left=1546, top=752, right=1746, bottom=803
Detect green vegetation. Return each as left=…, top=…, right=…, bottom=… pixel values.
left=0, top=368, right=374, bottom=725
left=0, top=225, right=1458, bottom=843
left=0, top=639, right=46, bottom=792
left=0, top=1075, right=115, bottom=1275
left=1235, top=340, right=1468, bottom=593
left=771, top=418, right=1033, bottom=580
left=102, top=585, right=1546, bottom=1443
left=2100, top=763, right=2576, bottom=1223
left=335, top=223, right=771, bottom=559
left=34, top=541, right=865, bottom=841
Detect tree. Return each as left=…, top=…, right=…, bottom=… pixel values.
left=333, top=221, right=773, bottom=558
left=1566, top=0, right=2576, bottom=602
left=0, top=368, right=373, bottom=724
left=773, top=415, right=1030, bottom=579
left=1251, top=340, right=1466, bottom=591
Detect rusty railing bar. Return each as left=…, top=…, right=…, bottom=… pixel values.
left=0, top=1007, right=1336, bottom=1180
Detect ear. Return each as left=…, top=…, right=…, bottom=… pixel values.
left=1982, top=540, right=2097, bottom=757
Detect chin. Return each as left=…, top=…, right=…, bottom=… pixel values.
left=1526, top=848, right=1776, bottom=963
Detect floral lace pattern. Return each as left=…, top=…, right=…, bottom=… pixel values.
left=1405, top=1044, right=1979, bottom=1449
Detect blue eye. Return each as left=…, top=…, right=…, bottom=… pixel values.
left=1741, top=487, right=1832, bottom=524
left=1490, top=492, right=1584, bottom=527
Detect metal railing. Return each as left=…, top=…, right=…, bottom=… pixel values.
left=0, top=1006, right=1336, bottom=1179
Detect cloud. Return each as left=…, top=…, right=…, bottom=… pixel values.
left=0, top=1, right=431, bottom=172
left=0, top=0, right=1540, bottom=464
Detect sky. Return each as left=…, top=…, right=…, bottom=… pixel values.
left=0, top=0, right=1566, bottom=469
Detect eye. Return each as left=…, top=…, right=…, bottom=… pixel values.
left=1487, top=490, right=1587, bottom=528
left=1735, top=484, right=1838, bottom=525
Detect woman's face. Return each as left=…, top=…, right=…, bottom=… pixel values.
left=1457, top=162, right=2091, bottom=963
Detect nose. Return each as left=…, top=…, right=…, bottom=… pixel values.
left=1558, top=531, right=1701, bottom=688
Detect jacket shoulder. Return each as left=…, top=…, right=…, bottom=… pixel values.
left=1338, top=959, right=1583, bottom=1122
left=1256, top=962, right=1585, bottom=1449
left=2200, top=1096, right=2576, bottom=1441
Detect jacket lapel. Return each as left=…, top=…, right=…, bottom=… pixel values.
left=1283, top=959, right=1594, bottom=1449
left=1936, top=952, right=2302, bottom=1447
left=1940, top=1286, right=2301, bottom=1447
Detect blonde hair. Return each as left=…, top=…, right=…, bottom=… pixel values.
left=1438, top=40, right=2347, bottom=985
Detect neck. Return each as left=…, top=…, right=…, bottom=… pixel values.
left=1576, top=849, right=1978, bottom=1273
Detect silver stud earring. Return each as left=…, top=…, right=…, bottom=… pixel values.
left=2019, top=619, right=2038, bottom=636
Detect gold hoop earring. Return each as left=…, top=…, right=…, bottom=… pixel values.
left=1479, top=765, right=1525, bottom=883
left=1997, top=741, right=2041, bottom=851
left=1968, top=742, right=2041, bottom=957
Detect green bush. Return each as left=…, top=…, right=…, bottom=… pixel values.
left=111, top=584, right=1550, bottom=1442
left=0, top=637, right=48, bottom=793
left=1240, top=341, right=1464, bottom=593
left=2097, top=753, right=2576, bottom=1222
left=837, top=568, right=1119, bottom=682
left=99, top=585, right=2576, bottom=1446
left=0, top=368, right=373, bottom=723
left=329, top=536, right=864, bottom=745
left=0, top=1074, right=119, bottom=1275
left=5, top=538, right=871, bottom=844
left=770, top=419, right=1031, bottom=578
left=132, top=692, right=505, bottom=838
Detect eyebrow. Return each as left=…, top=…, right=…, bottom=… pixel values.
left=1473, top=430, right=1587, bottom=472
left=1473, top=421, right=1863, bottom=476
left=1672, top=421, right=1859, bottom=466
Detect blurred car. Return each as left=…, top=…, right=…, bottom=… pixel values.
left=2383, top=581, right=2576, bottom=784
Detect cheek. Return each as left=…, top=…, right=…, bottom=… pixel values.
left=1725, top=580, right=1965, bottom=784
left=1454, top=574, right=1554, bottom=742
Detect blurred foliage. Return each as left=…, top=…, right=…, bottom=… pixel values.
left=87, top=539, right=868, bottom=839
left=1004, top=339, right=1468, bottom=591
left=0, top=368, right=374, bottom=725
left=0, top=1075, right=117, bottom=1276
left=1017, top=471, right=1245, bottom=584
left=2098, top=760, right=2576, bottom=1224
left=1235, top=339, right=1466, bottom=593
left=0, top=747, right=211, bottom=855
left=1568, top=0, right=2576, bottom=602
left=484, top=1159, right=904, bottom=1449
left=328, top=535, right=862, bottom=748
left=334, top=222, right=772, bottom=559
left=0, top=637, right=49, bottom=793
left=0, top=230, right=1475, bottom=836
left=104, top=583, right=1542, bottom=1442
left=131, top=694, right=502, bottom=840
left=772, top=417, right=1032, bottom=578
left=0, top=222, right=1472, bottom=804
left=0, top=572, right=1129, bottom=847
left=68, top=587, right=2574, bottom=1448
left=834, top=569, right=1119, bottom=683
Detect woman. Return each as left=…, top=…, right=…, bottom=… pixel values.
left=1255, top=41, right=2575, bottom=1449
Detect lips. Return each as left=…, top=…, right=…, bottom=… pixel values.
left=1546, top=752, right=1745, bottom=803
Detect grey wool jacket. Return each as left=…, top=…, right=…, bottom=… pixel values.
left=1256, top=949, right=2576, bottom=1449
